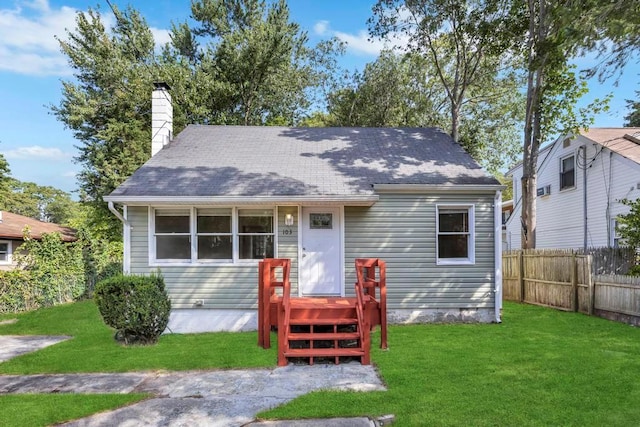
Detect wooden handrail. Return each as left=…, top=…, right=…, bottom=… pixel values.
left=355, top=258, right=388, bottom=349
left=354, top=276, right=368, bottom=362
left=258, top=258, right=291, bottom=350
left=279, top=260, right=292, bottom=366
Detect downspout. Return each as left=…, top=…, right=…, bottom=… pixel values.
left=581, top=146, right=588, bottom=252
left=494, top=190, right=503, bottom=323
left=606, top=151, right=613, bottom=245
left=108, top=201, right=131, bottom=274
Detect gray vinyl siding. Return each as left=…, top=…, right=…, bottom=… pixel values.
left=128, top=193, right=497, bottom=311
left=344, top=192, right=496, bottom=310
left=128, top=206, right=299, bottom=309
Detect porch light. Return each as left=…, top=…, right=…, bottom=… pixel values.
left=284, top=214, right=294, bottom=226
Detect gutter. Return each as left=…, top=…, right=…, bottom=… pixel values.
left=108, top=201, right=130, bottom=226
left=103, top=195, right=380, bottom=207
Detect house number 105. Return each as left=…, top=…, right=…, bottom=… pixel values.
left=282, top=228, right=293, bottom=236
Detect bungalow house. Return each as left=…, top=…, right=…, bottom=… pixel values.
left=0, top=211, right=76, bottom=270
left=505, top=128, right=640, bottom=250
left=104, top=84, right=505, bottom=332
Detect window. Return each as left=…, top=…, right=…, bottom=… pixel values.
left=560, top=154, right=575, bottom=190
left=0, top=241, right=11, bottom=264
left=197, top=208, right=232, bottom=260
left=437, top=205, right=475, bottom=264
left=154, top=209, right=191, bottom=260
left=611, top=219, right=622, bottom=248
left=238, top=209, right=274, bottom=259
left=152, top=207, right=274, bottom=264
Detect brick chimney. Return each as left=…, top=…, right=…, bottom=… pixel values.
left=151, top=82, right=173, bottom=156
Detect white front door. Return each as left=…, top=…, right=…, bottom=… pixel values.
left=300, top=207, right=342, bottom=296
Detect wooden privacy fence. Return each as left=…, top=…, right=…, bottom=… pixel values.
left=503, top=250, right=593, bottom=314
left=504, top=249, right=640, bottom=323
left=593, top=274, right=640, bottom=325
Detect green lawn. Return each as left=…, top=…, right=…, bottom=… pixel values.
left=259, top=303, right=640, bottom=426
left=0, top=300, right=276, bottom=373
left=0, top=394, right=148, bottom=427
left=3, top=301, right=640, bottom=426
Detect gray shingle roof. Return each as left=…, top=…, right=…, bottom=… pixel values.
left=108, top=125, right=499, bottom=199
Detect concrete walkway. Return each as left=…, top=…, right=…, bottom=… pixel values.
left=0, top=334, right=389, bottom=426
left=0, top=335, right=71, bottom=362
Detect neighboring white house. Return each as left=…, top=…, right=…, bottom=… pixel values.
left=104, top=84, right=505, bottom=332
left=505, top=128, right=640, bottom=250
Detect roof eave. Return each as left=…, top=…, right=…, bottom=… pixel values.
left=373, top=184, right=505, bottom=193
left=103, top=195, right=380, bottom=207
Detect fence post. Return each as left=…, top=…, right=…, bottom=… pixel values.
left=571, top=253, right=578, bottom=312
left=518, top=251, right=525, bottom=303
left=587, top=255, right=595, bottom=315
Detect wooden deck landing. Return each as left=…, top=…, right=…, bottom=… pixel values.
left=258, top=258, right=387, bottom=366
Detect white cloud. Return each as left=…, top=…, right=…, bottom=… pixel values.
left=4, top=145, right=70, bottom=159
left=61, top=170, right=77, bottom=178
left=313, top=20, right=329, bottom=36
left=334, top=29, right=387, bottom=56
left=312, top=20, right=408, bottom=57
left=0, top=1, right=77, bottom=76
left=0, top=1, right=171, bottom=77
left=150, top=26, right=172, bottom=48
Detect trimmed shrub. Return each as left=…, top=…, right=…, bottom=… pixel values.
left=94, top=273, right=171, bottom=345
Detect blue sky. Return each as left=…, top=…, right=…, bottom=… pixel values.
left=0, top=0, right=638, bottom=196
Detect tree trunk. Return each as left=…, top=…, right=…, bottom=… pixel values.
left=520, top=0, right=548, bottom=250
left=450, top=102, right=459, bottom=142
left=521, top=173, right=537, bottom=249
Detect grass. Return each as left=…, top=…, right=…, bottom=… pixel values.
left=0, top=394, right=148, bottom=427
left=0, top=300, right=276, bottom=374
left=259, top=303, right=640, bottom=426
left=3, top=301, right=640, bottom=426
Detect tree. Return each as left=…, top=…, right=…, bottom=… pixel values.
left=52, top=5, right=157, bottom=239
left=518, top=1, right=612, bottom=249
left=0, top=145, right=9, bottom=188
left=369, top=0, right=522, bottom=143
left=583, top=1, right=640, bottom=82
left=624, top=92, right=640, bottom=127
left=616, top=198, right=640, bottom=275
left=168, top=0, right=343, bottom=126
left=327, top=51, right=448, bottom=128
left=0, top=179, right=78, bottom=224
left=326, top=50, right=523, bottom=174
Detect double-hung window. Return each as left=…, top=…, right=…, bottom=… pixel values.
left=152, top=207, right=274, bottom=264
left=154, top=209, right=191, bottom=261
left=560, top=154, right=575, bottom=190
left=436, top=205, right=475, bottom=264
left=238, top=209, right=274, bottom=260
left=0, top=240, right=11, bottom=264
left=197, top=208, right=232, bottom=260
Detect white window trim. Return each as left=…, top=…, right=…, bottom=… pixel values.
left=149, top=206, right=276, bottom=266
left=559, top=152, right=576, bottom=191
left=611, top=218, right=622, bottom=248
left=436, top=204, right=475, bottom=265
left=0, top=240, right=12, bottom=265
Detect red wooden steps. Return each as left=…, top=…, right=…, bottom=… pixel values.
left=282, top=298, right=366, bottom=366
left=258, top=258, right=387, bottom=367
